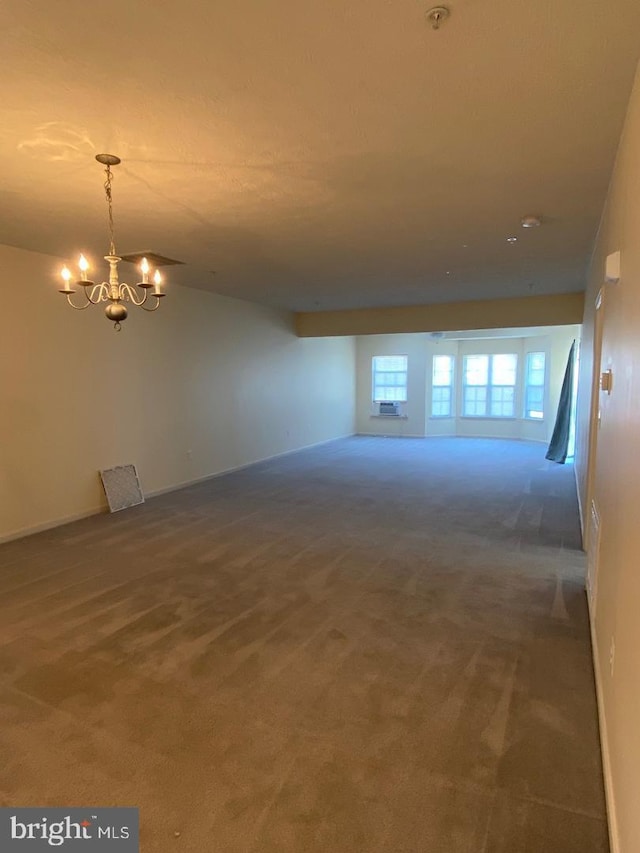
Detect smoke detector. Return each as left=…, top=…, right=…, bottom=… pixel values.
left=426, top=6, right=450, bottom=30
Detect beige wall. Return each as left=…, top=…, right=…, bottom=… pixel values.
left=521, top=326, right=581, bottom=442
left=356, top=327, right=578, bottom=442
left=355, top=335, right=427, bottom=437
left=454, top=337, right=528, bottom=441
left=1, top=244, right=355, bottom=541
left=575, top=61, right=640, bottom=853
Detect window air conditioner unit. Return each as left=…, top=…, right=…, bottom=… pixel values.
left=379, top=401, right=400, bottom=416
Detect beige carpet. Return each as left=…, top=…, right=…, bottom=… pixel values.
left=0, top=437, right=607, bottom=851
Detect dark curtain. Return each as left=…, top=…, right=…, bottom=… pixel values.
left=546, top=340, right=576, bottom=464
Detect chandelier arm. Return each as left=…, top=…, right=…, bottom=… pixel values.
left=141, top=296, right=162, bottom=312
left=65, top=292, right=92, bottom=310
left=119, top=283, right=148, bottom=306
left=87, top=283, right=109, bottom=304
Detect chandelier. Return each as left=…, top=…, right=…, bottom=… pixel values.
left=59, top=154, right=166, bottom=330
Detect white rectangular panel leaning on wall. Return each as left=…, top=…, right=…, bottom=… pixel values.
left=0, top=244, right=356, bottom=542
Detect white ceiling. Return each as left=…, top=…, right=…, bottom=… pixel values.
left=1, top=0, right=639, bottom=311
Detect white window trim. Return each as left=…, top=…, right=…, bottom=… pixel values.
left=523, top=351, right=546, bottom=421
left=431, top=354, right=455, bottom=419
left=372, top=355, right=408, bottom=403
left=461, top=353, right=518, bottom=419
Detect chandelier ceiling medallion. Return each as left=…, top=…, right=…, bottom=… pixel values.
left=59, top=154, right=166, bottom=330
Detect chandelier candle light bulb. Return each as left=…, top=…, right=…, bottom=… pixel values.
left=78, top=254, right=90, bottom=281
left=60, top=265, right=74, bottom=293
left=56, top=154, right=168, bottom=330
left=152, top=269, right=163, bottom=296
left=140, top=257, right=150, bottom=285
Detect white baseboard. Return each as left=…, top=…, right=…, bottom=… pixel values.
left=0, top=505, right=107, bottom=545
left=0, top=433, right=355, bottom=544
left=587, top=596, right=620, bottom=853
left=459, top=435, right=549, bottom=443
left=355, top=431, right=426, bottom=439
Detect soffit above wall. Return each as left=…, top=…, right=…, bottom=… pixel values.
left=296, top=293, right=584, bottom=337
left=1, top=1, right=639, bottom=311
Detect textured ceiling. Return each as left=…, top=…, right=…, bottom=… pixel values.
left=1, top=0, right=639, bottom=311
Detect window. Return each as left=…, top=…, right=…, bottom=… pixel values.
left=372, top=355, right=408, bottom=402
left=462, top=353, right=517, bottom=417
left=524, top=351, right=546, bottom=419
left=431, top=354, right=454, bottom=417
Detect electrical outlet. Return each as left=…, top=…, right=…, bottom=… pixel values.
left=186, top=449, right=192, bottom=459
left=609, top=637, right=615, bottom=677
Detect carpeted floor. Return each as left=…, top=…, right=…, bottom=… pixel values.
left=0, top=437, right=607, bottom=851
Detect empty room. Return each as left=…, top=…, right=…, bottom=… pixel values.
left=1, top=2, right=640, bottom=851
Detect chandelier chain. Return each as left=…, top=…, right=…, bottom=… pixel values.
left=103, top=165, right=116, bottom=255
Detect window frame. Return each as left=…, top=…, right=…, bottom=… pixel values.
left=431, top=354, right=455, bottom=418
left=523, top=351, right=546, bottom=420
left=461, top=353, right=518, bottom=419
left=371, top=355, right=408, bottom=403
